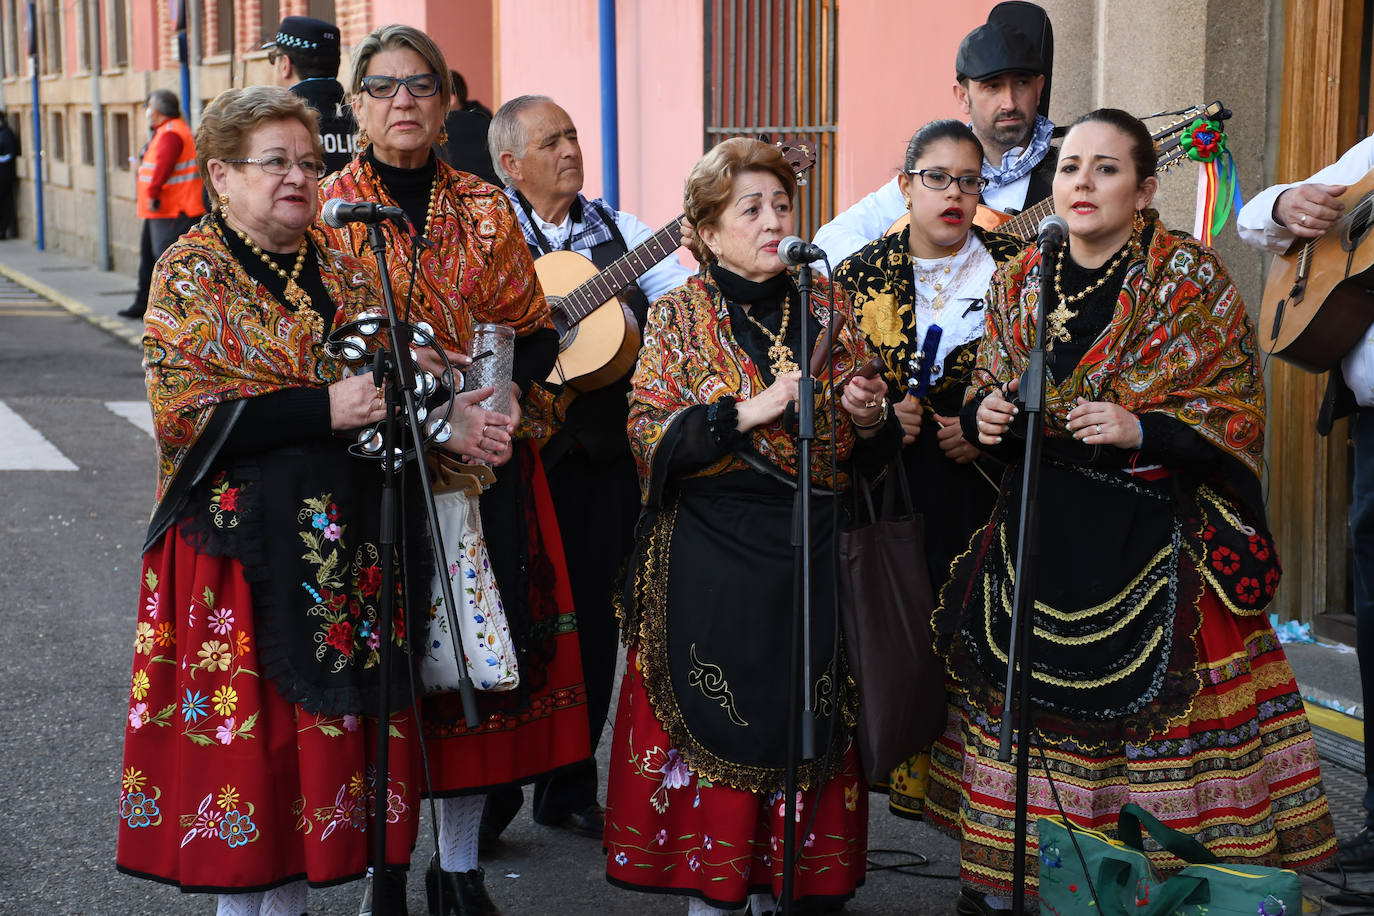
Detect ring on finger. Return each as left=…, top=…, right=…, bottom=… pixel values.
left=1300, top=214, right=1309, bottom=225
left=1096, top=423, right=1103, bottom=436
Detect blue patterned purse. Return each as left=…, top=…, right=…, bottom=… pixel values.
left=1038, top=803, right=1299, bottom=915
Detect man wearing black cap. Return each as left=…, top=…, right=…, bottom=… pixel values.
left=264, top=16, right=356, bottom=174
left=813, top=6, right=1054, bottom=269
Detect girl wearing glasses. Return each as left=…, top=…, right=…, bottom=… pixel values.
left=319, top=24, right=585, bottom=916
left=831, top=120, right=1022, bottom=822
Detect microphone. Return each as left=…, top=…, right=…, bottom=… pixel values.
left=321, top=198, right=410, bottom=229
left=777, top=235, right=827, bottom=267
left=1037, top=214, right=1068, bottom=251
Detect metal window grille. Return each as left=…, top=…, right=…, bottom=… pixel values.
left=703, top=0, right=837, bottom=240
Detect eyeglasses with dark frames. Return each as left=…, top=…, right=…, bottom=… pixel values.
left=907, top=169, right=990, bottom=195
left=360, top=74, right=441, bottom=100
left=224, top=156, right=328, bottom=180
left=266, top=49, right=280, bottom=65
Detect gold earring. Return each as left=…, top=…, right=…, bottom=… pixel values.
left=357, top=128, right=370, bottom=149
left=218, top=193, right=229, bottom=210
left=1133, top=209, right=1146, bottom=234
left=902, top=196, right=911, bottom=208
left=437, top=126, right=449, bottom=147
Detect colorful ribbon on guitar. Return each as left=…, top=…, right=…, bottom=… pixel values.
left=1183, top=116, right=1243, bottom=246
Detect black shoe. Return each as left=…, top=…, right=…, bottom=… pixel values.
left=1338, top=827, right=1374, bottom=871
left=116, top=304, right=146, bottom=319
left=954, top=888, right=993, bottom=916
left=546, top=803, right=604, bottom=840
left=425, top=855, right=501, bottom=916
left=359, top=866, right=409, bottom=915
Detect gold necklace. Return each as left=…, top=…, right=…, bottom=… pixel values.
left=225, top=221, right=312, bottom=312
left=1046, top=234, right=1136, bottom=345
left=422, top=171, right=439, bottom=237
left=734, top=294, right=799, bottom=375
left=914, top=244, right=978, bottom=314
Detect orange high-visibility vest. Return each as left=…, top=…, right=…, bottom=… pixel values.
left=137, top=117, right=205, bottom=219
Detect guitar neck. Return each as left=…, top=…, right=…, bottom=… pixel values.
left=560, top=218, right=686, bottom=324
left=1003, top=197, right=1055, bottom=241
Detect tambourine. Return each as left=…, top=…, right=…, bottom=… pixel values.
left=325, top=311, right=459, bottom=466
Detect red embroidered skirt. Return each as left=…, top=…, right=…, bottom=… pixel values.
left=925, top=586, right=1336, bottom=898
left=116, top=527, right=422, bottom=892
left=604, top=647, right=867, bottom=910
left=420, top=452, right=590, bottom=793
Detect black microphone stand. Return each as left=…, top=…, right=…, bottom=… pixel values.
left=361, top=220, right=481, bottom=914
left=779, top=261, right=817, bottom=916
left=998, top=229, right=1061, bottom=915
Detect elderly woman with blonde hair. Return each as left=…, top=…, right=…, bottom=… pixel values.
left=116, top=84, right=432, bottom=916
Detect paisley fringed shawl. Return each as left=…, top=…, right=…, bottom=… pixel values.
left=144, top=218, right=379, bottom=509
left=973, top=215, right=1267, bottom=479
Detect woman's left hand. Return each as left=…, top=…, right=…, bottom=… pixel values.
left=1066, top=398, right=1143, bottom=449
left=842, top=374, right=888, bottom=435
left=934, top=412, right=981, bottom=463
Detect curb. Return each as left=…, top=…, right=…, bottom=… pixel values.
left=0, top=258, right=142, bottom=349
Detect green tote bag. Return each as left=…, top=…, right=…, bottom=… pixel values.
left=1037, top=803, right=1299, bottom=915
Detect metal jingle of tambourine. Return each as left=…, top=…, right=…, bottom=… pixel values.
left=427, top=418, right=453, bottom=443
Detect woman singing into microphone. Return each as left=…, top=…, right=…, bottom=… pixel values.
left=603, top=137, right=893, bottom=916
left=927, top=109, right=1335, bottom=913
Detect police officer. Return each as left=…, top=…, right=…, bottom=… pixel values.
left=263, top=16, right=355, bottom=174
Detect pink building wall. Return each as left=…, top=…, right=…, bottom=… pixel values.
left=831, top=2, right=995, bottom=209
left=493, top=0, right=703, bottom=230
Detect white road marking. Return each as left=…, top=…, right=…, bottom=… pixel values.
left=0, top=400, right=77, bottom=470
left=106, top=400, right=154, bottom=438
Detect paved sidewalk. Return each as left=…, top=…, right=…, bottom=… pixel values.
left=5, top=234, right=1374, bottom=912
left=0, top=238, right=143, bottom=349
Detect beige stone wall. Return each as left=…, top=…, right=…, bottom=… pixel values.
left=1036, top=0, right=1276, bottom=314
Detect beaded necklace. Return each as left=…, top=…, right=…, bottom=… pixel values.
left=1046, top=231, right=1137, bottom=346
left=224, top=220, right=311, bottom=311
left=215, top=217, right=323, bottom=338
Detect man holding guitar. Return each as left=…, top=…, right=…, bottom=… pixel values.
left=481, top=94, right=692, bottom=845
left=1239, top=136, right=1374, bottom=870
left=813, top=2, right=1055, bottom=268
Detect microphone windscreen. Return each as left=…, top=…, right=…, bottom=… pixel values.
left=1037, top=214, right=1068, bottom=246
left=320, top=197, right=347, bottom=229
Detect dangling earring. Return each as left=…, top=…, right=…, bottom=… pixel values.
left=437, top=126, right=449, bottom=147
left=218, top=193, right=229, bottom=211
left=1133, top=209, right=1145, bottom=234
left=356, top=128, right=370, bottom=149
left=902, top=196, right=911, bottom=209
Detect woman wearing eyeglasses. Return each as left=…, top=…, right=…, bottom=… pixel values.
left=114, top=85, right=470, bottom=914
left=831, top=120, right=1022, bottom=820
left=319, top=24, right=586, bottom=916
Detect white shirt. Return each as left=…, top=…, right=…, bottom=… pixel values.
left=531, top=205, right=694, bottom=304
left=909, top=232, right=997, bottom=388
left=1237, top=134, right=1374, bottom=405
left=812, top=176, right=907, bottom=274
left=812, top=154, right=1038, bottom=274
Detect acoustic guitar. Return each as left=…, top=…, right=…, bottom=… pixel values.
left=538, top=141, right=818, bottom=392
left=1257, top=166, right=1374, bottom=373
left=884, top=100, right=1230, bottom=242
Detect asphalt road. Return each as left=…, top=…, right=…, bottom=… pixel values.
left=0, top=292, right=966, bottom=914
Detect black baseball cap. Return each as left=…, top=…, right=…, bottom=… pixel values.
left=263, top=16, right=341, bottom=63
left=955, top=21, right=1043, bottom=82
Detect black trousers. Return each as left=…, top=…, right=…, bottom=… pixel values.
left=485, top=448, right=640, bottom=827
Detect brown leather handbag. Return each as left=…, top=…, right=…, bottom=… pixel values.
left=838, top=458, right=946, bottom=784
